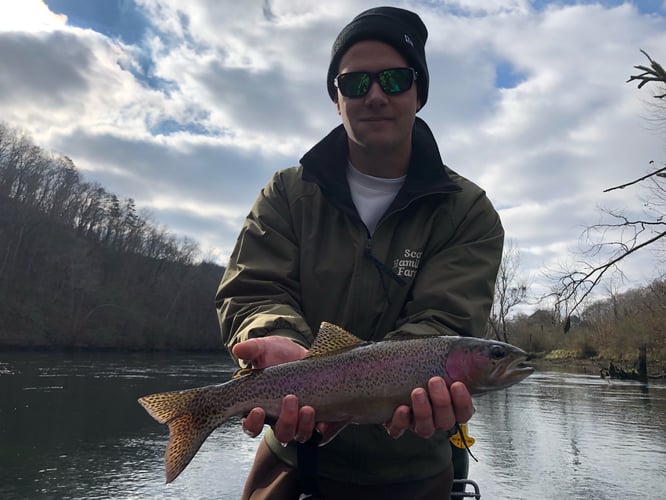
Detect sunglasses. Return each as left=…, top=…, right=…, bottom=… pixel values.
left=334, top=67, right=417, bottom=98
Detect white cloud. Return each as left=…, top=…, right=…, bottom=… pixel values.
left=1, top=0, right=665, bottom=313
left=0, top=0, right=67, bottom=31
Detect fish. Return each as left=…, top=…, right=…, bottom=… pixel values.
left=138, top=321, right=534, bottom=483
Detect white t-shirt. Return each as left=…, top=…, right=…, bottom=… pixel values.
left=347, top=162, right=406, bottom=235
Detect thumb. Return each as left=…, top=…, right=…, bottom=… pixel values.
left=232, top=338, right=265, bottom=366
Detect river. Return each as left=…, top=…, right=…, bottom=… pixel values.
left=1, top=351, right=664, bottom=499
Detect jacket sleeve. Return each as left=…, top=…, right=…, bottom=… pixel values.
left=390, top=188, right=504, bottom=339
left=215, top=170, right=314, bottom=365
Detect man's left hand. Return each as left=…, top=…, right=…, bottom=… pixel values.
left=385, top=378, right=474, bottom=439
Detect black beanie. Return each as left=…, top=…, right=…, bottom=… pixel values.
left=327, top=7, right=429, bottom=108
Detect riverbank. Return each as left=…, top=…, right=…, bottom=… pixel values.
left=530, top=356, right=608, bottom=376
left=531, top=351, right=666, bottom=379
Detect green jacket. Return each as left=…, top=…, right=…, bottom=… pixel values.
left=216, top=117, right=504, bottom=484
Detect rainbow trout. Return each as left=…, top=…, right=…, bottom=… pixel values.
left=139, top=322, right=533, bottom=483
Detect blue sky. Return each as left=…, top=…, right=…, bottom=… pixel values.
left=45, top=0, right=148, bottom=43
left=532, top=0, right=665, bottom=15
left=1, top=0, right=666, bottom=311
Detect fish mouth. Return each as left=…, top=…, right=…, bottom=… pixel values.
left=491, top=355, right=534, bottom=383
left=506, top=356, right=535, bottom=378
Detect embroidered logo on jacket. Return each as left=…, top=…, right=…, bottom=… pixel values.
left=392, top=248, right=422, bottom=278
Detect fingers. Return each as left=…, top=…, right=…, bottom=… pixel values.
left=385, top=405, right=411, bottom=438
left=242, top=407, right=266, bottom=438
left=273, top=395, right=299, bottom=444
left=427, top=377, right=455, bottom=431
left=421, top=379, right=474, bottom=435
left=241, top=396, right=316, bottom=445
left=411, top=387, right=437, bottom=438
left=389, top=378, right=474, bottom=440
left=273, top=396, right=317, bottom=444
left=294, top=406, right=316, bottom=443
left=449, top=381, right=475, bottom=423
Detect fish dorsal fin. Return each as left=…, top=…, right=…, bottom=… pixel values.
left=304, top=322, right=366, bottom=359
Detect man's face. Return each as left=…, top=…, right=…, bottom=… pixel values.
left=335, top=40, right=420, bottom=156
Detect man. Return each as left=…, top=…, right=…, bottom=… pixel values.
left=216, top=6, right=503, bottom=499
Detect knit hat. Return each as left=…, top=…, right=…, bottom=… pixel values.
left=327, top=7, right=429, bottom=108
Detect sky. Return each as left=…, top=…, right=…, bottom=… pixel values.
left=1, top=0, right=666, bottom=313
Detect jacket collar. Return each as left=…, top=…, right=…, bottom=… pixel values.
left=300, top=117, right=460, bottom=214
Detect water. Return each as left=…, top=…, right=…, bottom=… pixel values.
left=466, top=371, right=666, bottom=499
left=1, top=351, right=664, bottom=499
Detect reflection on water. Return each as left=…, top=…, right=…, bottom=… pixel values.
left=468, top=371, right=666, bottom=499
left=0, top=351, right=255, bottom=500
left=1, top=351, right=664, bottom=499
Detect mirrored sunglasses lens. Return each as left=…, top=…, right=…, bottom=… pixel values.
left=379, top=69, right=413, bottom=94
left=339, top=73, right=370, bottom=97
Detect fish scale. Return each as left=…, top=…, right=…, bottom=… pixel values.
left=139, top=321, right=533, bottom=483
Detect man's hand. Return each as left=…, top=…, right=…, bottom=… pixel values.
left=385, top=378, right=475, bottom=439
left=232, top=336, right=316, bottom=443
left=232, top=336, right=308, bottom=369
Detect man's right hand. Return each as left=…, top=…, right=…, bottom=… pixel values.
left=232, top=336, right=316, bottom=443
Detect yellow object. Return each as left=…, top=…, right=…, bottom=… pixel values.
left=450, top=423, right=475, bottom=448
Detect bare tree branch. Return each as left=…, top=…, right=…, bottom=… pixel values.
left=603, top=163, right=666, bottom=192
left=627, top=49, right=666, bottom=98
left=553, top=230, right=666, bottom=318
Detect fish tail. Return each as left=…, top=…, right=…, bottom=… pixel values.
left=138, top=387, right=228, bottom=483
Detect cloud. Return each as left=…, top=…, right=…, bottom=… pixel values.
left=0, top=31, right=91, bottom=107
left=1, top=0, right=665, bottom=312
left=0, top=0, right=66, bottom=31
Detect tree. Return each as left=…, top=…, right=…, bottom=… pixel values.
left=627, top=49, right=666, bottom=98
left=488, top=239, right=529, bottom=343
left=551, top=50, right=666, bottom=327
left=0, top=121, right=223, bottom=349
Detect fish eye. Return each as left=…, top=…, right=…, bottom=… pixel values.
left=489, top=345, right=506, bottom=360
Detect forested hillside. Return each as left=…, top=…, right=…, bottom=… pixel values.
left=0, top=122, right=225, bottom=350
